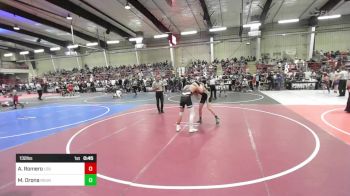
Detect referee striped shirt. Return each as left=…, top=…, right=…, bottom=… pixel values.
left=152, top=81, right=164, bottom=91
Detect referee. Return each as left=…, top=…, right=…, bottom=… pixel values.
left=209, top=76, right=217, bottom=100
left=152, top=75, right=164, bottom=114
left=339, top=68, right=348, bottom=96
left=36, top=82, right=43, bottom=100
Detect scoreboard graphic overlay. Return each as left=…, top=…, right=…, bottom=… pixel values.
left=16, top=154, right=97, bottom=186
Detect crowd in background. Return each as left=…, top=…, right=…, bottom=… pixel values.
left=254, top=49, right=350, bottom=94
left=0, top=57, right=255, bottom=98
left=313, top=49, right=349, bottom=62
left=1, top=52, right=349, bottom=99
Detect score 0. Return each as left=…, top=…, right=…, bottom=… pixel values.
left=84, top=161, right=97, bottom=186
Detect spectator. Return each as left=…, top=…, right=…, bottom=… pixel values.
left=12, top=90, right=24, bottom=109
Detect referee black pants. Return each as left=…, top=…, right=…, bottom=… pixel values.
left=37, top=90, right=43, bottom=100
left=210, top=85, right=216, bottom=100
left=133, top=86, right=138, bottom=95
left=156, top=91, right=164, bottom=112
left=338, top=80, right=346, bottom=96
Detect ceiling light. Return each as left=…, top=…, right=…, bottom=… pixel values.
left=50, top=47, right=61, bottom=51
left=13, top=25, right=20, bottom=31
left=278, top=19, right=299, bottom=24
left=65, top=51, right=74, bottom=56
left=154, top=34, right=169, bottom=39
left=66, top=14, right=72, bottom=20
left=20, top=51, right=29, bottom=55
left=106, top=40, right=120, bottom=44
left=86, top=42, right=98, bottom=46
left=34, top=49, right=44, bottom=53
left=67, top=44, right=79, bottom=49
left=125, top=2, right=131, bottom=9
left=243, top=23, right=261, bottom=28
left=318, top=14, right=341, bottom=20
left=4, top=53, right=13, bottom=57
left=209, top=27, right=227, bottom=32
left=248, top=31, right=261, bottom=37
left=246, top=42, right=250, bottom=45
left=180, top=30, right=197, bottom=35
left=135, top=43, right=144, bottom=49
left=129, top=37, right=143, bottom=42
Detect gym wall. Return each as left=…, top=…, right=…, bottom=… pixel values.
left=174, top=44, right=210, bottom=67
left=315, top=23, right=350, bottom=52
left=139, top=47, right=170, bottom=64
left=215, top=40, right=253, bottom=60
left=31, top=22, right=350, bottom=75
left=261, top=27, right=309, bottom=60
left=36, top=56, right=82, bottom=75
left=81, top=52, right=106, bottom=67
left=108, top=51, right=138, bottom=66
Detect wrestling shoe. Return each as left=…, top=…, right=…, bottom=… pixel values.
left=215, top=116, right=220, bottom=125
left=189, top=127, right=198, bottom=133
left=176, top=124, right=181, bottom=132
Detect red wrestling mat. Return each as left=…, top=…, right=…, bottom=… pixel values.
left=287, top=105, right=350, bottom=145
left=0, top=93, right=57, bottom=102
left=1, top=105, right=350, bottom=196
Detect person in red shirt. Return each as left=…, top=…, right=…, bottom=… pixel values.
left=13, top=90, right=24, bottom=109
left=67, top=83, right=74, bottom=96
